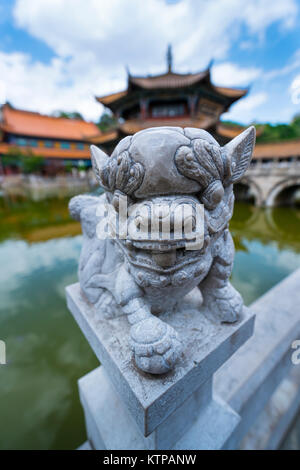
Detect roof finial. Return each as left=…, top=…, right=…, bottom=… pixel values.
left=167, top=44, right=173, bottom=73
left=125, top=65, right=131, bottom=77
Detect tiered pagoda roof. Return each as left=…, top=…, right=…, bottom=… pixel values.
left=96, top=69, right=247, bottom=111
left=94, top=61, right=248, bottom=151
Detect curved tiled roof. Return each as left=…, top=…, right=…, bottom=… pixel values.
left=214, top=86, right=247, bottom=98
left=217, top=122, right=263, bottom=139
left=254, top=140, right=300, bottom=159
left=97, top=90, right=127, bottom=105
left=95, top=71, right=247, bottom=109
left=217, top=123, right=247, bottom=139
left=129, top=71, right=208, bottom=89
left=89, top=130, right=119, bottom=144
left=1, top=105, right=101, bottom=141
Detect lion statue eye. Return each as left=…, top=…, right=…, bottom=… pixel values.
left=201, top=181, right=224, bottom=210
left=211, top=185, right=224, bottom=205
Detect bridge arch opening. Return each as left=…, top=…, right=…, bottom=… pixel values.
left=233, top=182, right=257, bottom=204
left=273, top=184, right=300, bottom=207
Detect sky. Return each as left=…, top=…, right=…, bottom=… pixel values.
left=0, top=0, right=300, bottom=124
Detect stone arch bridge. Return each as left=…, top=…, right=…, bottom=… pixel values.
left=238, top=155, right=300, bottom=207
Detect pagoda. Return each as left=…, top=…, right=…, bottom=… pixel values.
left=93, top=46, right=248, bottom=153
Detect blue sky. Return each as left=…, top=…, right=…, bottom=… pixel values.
left=0, top=0, right=300, bottom=123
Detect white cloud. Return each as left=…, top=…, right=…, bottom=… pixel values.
left=212, top=63, right=261, bottom=86
left=0, top=50, right=123, bottom=120
left=290, top=74, right=300, bottom=104
left=0, top=0, right=296, bottom=120
left=0, top=78, right=6, bottom=103
left=13, top=0, right=296, bottom=69
left=241, top=0, right=297, bottom=34
left=0, top=236, right=82, bottom=312
left=233, top=92, right=267, bottom=111
left=223, top=92, right=268, bottom=122
left=265, top=48, right=300, bottom=80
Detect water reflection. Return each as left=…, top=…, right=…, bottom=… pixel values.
left=0, top=194, right=299, bottom=449
left=230, top=203, right=300, bottom=304
left=0, top=194, right=82, bottom=243
left=0, top=194, right=99, bottom=449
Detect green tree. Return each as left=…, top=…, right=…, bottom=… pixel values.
left=256, top=114, right=300, bottom=143
left=64, top=161, right=73, bottom=173
left=2, top=147, right=24, bottom=169
left=2, top=147, right=44, bottom=174
left=223, top=115, right=300, bottom=143
left=22, top=154, right=45, bottom=174
left=52, top=111, right=84, bottom=120
left=77, top=160, right=87, bottom=172
left=97, top=112, right=117, bottom=132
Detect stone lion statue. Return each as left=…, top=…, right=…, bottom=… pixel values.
left=69, top=126, right=255, bottom=375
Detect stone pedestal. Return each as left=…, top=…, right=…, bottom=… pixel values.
left=66, top=283, right=255, bottom=450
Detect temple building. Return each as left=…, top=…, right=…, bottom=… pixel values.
left=93, top=47, right=248, bottom=153
left=0, top=103, right=101, bottom=174
left=1, top=47, right=300, bottom=178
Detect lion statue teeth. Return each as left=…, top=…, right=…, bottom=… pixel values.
left=69, top=126, right=255, bottom=375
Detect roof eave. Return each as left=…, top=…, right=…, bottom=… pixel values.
left=220, top=87, right=249, bottom=104
left=95, top=93, right=128, bottom=110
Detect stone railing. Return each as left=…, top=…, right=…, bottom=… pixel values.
left=248, top=158, right=300, bottom=173
left=66, top=267, right=300, bottom=450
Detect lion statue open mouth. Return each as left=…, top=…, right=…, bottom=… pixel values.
left=70, top=126, right=255, bottom=375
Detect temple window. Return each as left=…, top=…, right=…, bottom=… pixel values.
left=16, top=138, right=27, bottom=146
left=198, top=99, right=220, bottom=118
left=76, top=143, right=84, bottom=150
left=44, top=140, right=54, bottom=148
left=60, top=141, right=70, bottom=149
left=150, top=101, right=186, bottom=118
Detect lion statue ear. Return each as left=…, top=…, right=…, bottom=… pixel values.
left=223, top=126, right=256, bottom=184
left=90, top=145, right=110, bottom=188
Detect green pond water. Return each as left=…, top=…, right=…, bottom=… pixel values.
left=0, top=193, right=300, bottom=449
